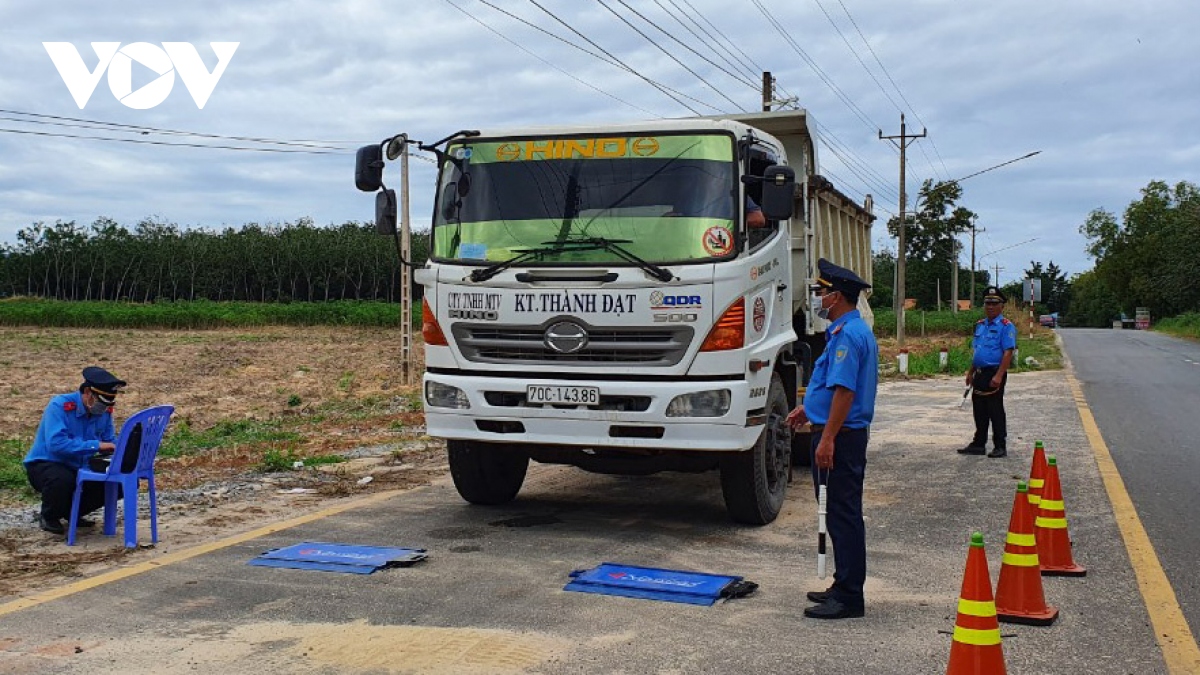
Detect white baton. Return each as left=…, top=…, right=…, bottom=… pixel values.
left=817, top=483, right=828, bottom=580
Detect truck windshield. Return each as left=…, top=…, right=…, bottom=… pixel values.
left=432, top=132, right=737, bottom=265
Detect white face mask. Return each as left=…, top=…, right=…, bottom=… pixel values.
left=814, top=290, right=836, bottom=320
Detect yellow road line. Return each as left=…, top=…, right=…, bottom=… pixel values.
left=0, top=489, right=402, bottom=618
left=1063, top=360, right=1200, bottom=673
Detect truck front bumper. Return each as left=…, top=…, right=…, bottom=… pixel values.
left=423, top=373, right=763, bottom=451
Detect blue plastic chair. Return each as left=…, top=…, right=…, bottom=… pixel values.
left=67, top=405, right=175, bottom=547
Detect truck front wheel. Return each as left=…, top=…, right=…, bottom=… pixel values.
left=720, top=374, right=790, bottom=525
left=447, top=440, right=529, bottom=505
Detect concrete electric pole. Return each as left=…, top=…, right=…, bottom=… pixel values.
left=879, top=114, right=926, bottom=346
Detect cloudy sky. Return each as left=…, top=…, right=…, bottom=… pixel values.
left=2, top=1, right=1197, bottom=285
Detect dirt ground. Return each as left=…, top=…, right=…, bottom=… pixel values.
left=0, top=326, right=445, bottom=599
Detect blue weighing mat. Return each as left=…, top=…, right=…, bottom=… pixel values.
left=565, top=562, right=747, bottom=606
left=249, top=542, right=427, bottom=574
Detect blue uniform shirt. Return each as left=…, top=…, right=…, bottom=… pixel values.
left=805, top=309, right=878, bottom=428
left=972, top=315, right=1017, bottom=368
left=23, top=391, right=115, bottom=470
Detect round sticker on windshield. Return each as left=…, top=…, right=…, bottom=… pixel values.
left=702, top=226, right=733, bottom=256
left=454, top=148, right=472, bottom=160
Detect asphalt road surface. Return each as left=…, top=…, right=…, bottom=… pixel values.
left=1059, top=327, right=1200, bottom=635
left=0, top=369, right=1173, bottom=674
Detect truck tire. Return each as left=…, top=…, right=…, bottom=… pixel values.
left=720, top=374, right=790, bottom=525
left=447, top=440, right=529, bottom=505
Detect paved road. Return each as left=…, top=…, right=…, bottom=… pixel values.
left=1059, top=328, right=1200, bottom=635
left=0, top=370, right=1171, bottom=673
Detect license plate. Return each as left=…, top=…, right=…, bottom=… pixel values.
left=526, top=385, right=600, bottom=406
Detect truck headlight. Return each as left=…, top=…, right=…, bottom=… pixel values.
left=666, top=389, right=731, bottom=417
left=425, top=381, right=470, bottom=409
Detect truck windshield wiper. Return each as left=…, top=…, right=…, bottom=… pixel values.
left=468, top=237, right=673, bottom=283
left=558, top=237, right=674, bottom=282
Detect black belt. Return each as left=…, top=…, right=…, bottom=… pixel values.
left=809, top=425, right=868, bottom=435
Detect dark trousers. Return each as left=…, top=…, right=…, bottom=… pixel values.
left=25, top=459, right=119, bottom=522
left=971, top=370, right=1008, bottom=449
left=810, top=427, right=869, bottom=608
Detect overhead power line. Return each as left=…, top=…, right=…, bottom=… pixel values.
left=523, top=0, right=713, bottom=114
left=748, top=0, right=880, bottom=135
left=0, top=108, right=354, bottom=150
left=833, top=0, right=951, bottom=178
left=0, top=127, right=342, bottom=154
left=598, top=0, right=745, bottom=111
left=444, top=0, right=660, bottom=118
left=655, top=0, right=760, bottom=84
left=612, top=0, right=759, bottom=91
left=471, top=0, right=722, bottom=114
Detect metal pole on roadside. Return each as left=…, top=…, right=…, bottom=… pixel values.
left=400, top=136, right=413, bottom=386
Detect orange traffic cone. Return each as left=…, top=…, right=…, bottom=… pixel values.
left=1036, top=456, right=1087, bottom=577
left=947, top=532, right=1007, bottom=675
left=1027, top=441, right=1048, bottom=509
left=995, top=482, right=1059, bottom=625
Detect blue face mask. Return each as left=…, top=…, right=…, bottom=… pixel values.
left=86, top=399, right=108, bottom=415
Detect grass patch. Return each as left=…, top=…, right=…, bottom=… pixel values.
left=875, top=310, right=1063, bottom=379
left=160, top=419, right=302, bottom=458
left=1155, top=312, right=1200, bottom=341
left=1, top=437, right=34, bottom=496
left=0, top=298, right=421, bottom=329
left=258, top=448, right=345, bottom=472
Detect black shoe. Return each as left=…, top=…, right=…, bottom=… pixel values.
left=988, top=448, right=1007, bottom=458
left=75, top=517, right=96, bottom=528
left=806, top=587, right=834, bottom=603
left=957, top=445, right=986, bottom=455
left=803, top=598, right=865, bottom=620
left=39, top=515, right=65, bottom=535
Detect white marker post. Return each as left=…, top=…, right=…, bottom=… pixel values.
left=817, top=483, right=828, bottom=579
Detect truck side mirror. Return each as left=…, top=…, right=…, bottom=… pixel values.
left=760, top=165, right=796, bottom=220
left=376, top=189, right=397, bottom=235
left=355, top=144, right=384, bottom=192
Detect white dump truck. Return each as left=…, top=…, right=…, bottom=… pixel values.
left=355, top=110, right=874, bottom=524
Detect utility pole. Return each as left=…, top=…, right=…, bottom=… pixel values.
left=993, top=262, right=1004, bottom=288
left=761, top=72, right=774, bottom=112
left=950, top=239, right=959, bottom=313
left=969, top=216, right=980, bottom=308
left=879, top=114, right=926, bottom=346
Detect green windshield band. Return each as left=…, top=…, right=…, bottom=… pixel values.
left=450, top=134, right=733, bottom=165
left=434, top=219, right=735, bottom=262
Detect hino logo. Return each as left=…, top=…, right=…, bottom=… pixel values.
left=43, top=42, right=239, bottom=109
left=544, top=321, right=588, bottom=354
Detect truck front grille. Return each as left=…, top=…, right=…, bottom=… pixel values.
left=453, top=323, right=693, bottom=366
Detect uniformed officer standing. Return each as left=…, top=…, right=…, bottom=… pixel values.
left=23, top=366, right=126, bottom=535
left=959, top=286, right=1017, bottom=458
left=786, top=258, right=878, bottom=620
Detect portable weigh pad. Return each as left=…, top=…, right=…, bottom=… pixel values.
left=248, top=542, right=427, bottom=574
left=565, top=563, right=756, bottom=605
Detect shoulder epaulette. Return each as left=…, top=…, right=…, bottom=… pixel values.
left=976, top=319, right=985, bottom=324
left=1000, top=318, right=1012, bottom=325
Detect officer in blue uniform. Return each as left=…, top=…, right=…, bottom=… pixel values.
left=24, top=366, right=126, bottom=535
left=786, top=258, right=878, bottom=619
left=959, top=286, right=1017, bottom=458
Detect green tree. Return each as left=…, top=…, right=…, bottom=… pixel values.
left=885, top=179, right=976, bottom=308
left=1080, top=180, right=1200, bottom=319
